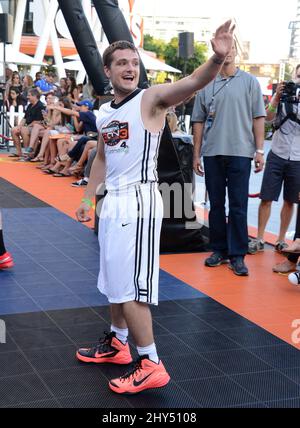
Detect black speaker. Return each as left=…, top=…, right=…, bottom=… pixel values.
left=0, top=14, right=14, bottom=44
left=178, top=32, right=194, bottom=59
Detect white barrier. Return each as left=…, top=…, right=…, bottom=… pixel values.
left=8, top=105, right=25, bottom=128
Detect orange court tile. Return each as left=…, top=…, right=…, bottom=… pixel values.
left=0, top=155, right=94, bottom=227
left=160, top=252, right=300, bottom=350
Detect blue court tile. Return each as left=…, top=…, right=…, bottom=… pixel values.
left=33, top=294, right=89, bottom=311
left=161, top=286, right=206, bottom=300
left=8, top=271, right=56, bottom=286
left=38, top=261, right=89, bottom=273
left=0, top=284, right=27, bottom=300
left=0, top=297, right=41, bottom=315
left=9, top=263, right=49, bottom=275
left=76, top=292, right=109, bottom=307
left=21, top=282, right=72, bottom=298
left=63, top=279, right=97, bottom=294
left=51, top=270, right=97, bottom=284
left=0, top=275, right=18, bottom=286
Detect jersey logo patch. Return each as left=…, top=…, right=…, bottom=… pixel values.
left=102, top=121, right=129, bottom=146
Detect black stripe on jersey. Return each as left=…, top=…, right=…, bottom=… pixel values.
left=134, top=187, right=142, bottom=301
left=145, top=131, right=151, bottom=183
left=141, top=130, right=148, bottom=184
left=153, top=131, right=161, bottom=181
left=150, top=184, right=157, bottom=303
left=146, top=183, right=154, bottom=303
left=135, top=186, right=144, bottom=302
left=110, top=88, right=142, bottom=110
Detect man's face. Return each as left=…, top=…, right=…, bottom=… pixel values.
left=27, top=93, right=37, bottom=104
left=104, top=49, right=140, bottom=95
left=224, top=44, right=237, bottom=66
left=36, top=73, right=42, bottom=81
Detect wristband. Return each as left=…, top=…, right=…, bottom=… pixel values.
left=256, top=149, right=265, bottom=155
left=212, top=54, right=225, bottom=65
left=267, top=103, right=277, bottom=113
left=81, top=198, right=95, bottom=209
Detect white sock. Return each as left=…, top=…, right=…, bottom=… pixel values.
left=137, top=343, right=159, bottom=364
left=110, top=325, right=128, bottom=345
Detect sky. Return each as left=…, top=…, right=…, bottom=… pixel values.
left=135, top=0, right=298, bottom=63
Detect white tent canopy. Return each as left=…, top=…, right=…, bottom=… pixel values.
left=64, top=49, right=182, bottom=74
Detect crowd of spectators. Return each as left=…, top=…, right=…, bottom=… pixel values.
left=4, top=67, right=103, bottom=188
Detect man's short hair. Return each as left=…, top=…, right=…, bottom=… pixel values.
left=103, top=41, right=138, bottom=68
left=28, top=88, right=41, bottom=99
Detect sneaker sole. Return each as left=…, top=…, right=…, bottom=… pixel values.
left=247, top=248, right=264, bottom=255
left=205, top=260, right=229, bottom=267
left=76, top=351, right=133, bottom=365
left=109, top=374, right=171, bottom=395
left=0, top=261, right=14, bottom=269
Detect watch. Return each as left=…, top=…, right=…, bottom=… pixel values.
left=256, top=149, right=265, bottom=155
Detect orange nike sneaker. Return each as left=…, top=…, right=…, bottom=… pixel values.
left=109, top=355, right=170, bottom=395
left=0, top=252, right=14, bottom=270
left=76, top=332, right=133, bottom=365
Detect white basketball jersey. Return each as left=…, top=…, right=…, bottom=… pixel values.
left=96, top=89, right=163, bottom=190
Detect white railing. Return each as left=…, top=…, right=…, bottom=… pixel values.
left=7, top=105, right=25, bottom=128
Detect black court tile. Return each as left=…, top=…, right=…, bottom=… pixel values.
left=248, top=345, right=300, bottom=369
left=0, top=351, right=34, bottom=378
left=232, top=371, right=300, bottom=402
left=266, top=398, right=300, bottom=408
left=197, top=309, right=254, bottom=330
left=9, top=326, right=72, bottom=350
left=125, top=381, right=200, bottom=408
left=202, top=349, right=273, bottom=375
left=162, top=353, right=223, bottom=381
left=156, top=313, right=213, bottom=334
left=229, top=402, right=268, bottom=408
left=0, top=374, right=52, bottom=407
left=0, top=178, right=50, bottom=208
left=0, top=332, right=18, bottom=354
left=176, top=298, right=225, bottom=315
left=151, top=301, right=190, bottom=318
left=221, top=326, right=283, bottom=348
left=280, top=367, right=300, bottom=385
left=22, top=345, right=78, bottom=373
left=6, top=399, right=60, bottom=408
left=39, top=366, right=108, bottom=398
left=61, top=321, right=110, bottom=344
left=154, top=334, right=193, bottom=357
left=178, top=377, right=259, bottom=408
left=46, top=307, right=104, bottom=328
left=2, top=311, right=55, bottom=331
left=58, top=392, right=131, bottom=409
left=178, top=331, right=241, bottom=353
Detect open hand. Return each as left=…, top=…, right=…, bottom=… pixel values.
left=211, top=20, right=235, bottom=61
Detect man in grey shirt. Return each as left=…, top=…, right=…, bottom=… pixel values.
left=249, top=75, right=300, bottom=269
left=192, top=42, right=266, bottom=276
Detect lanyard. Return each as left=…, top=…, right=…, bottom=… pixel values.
left=211, top=74, right=235, bottom=102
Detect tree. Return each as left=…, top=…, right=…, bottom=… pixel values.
left=143, top=34, right=208, bottom=76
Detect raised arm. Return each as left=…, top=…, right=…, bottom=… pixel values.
left=144, top=20, right=235, bottom=111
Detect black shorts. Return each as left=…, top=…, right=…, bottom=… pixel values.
left=260, top=151, right=300, bottom=203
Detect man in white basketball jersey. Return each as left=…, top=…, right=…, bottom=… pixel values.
left=76, top=21, right=234, bottom=395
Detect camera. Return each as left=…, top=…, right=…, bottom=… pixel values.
left=281, top=81, right=300, bottom=103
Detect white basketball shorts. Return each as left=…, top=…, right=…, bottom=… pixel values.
left=97, top=182, right=163, bottom=306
